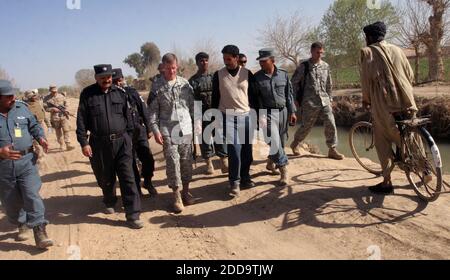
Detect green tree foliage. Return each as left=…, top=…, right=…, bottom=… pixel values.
left=320, top=0, right=399, bottom=67
left=124, top=42, right=161, bottom=78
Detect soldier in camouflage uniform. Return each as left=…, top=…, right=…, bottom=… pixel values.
left=189, top=52, right=228, bottom=175
left=149, top=53, right=196, bottom=213
left=25, top=90, right=51, bottom=164
left=43, top=85, right=75, bottom=151
left=290, top=42, right=344, bottom=160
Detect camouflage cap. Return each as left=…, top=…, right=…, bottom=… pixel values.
left=49, top=85, right=58, bottom=92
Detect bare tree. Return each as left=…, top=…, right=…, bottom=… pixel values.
left=258, top=11, right=313, bottom=67
left=75, top=69, right=96, bottom=89
left=442, top=4, right=450, bottom=45
left=0, top=66, right=16, bottom=86
left=394, top=0, right=431, bottom=83
left=171, top=44, right=197, bottom=79
left=419, top=0, right=450, bottom=81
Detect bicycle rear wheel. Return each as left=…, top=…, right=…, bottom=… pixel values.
left=404, top=127, right=443, bottom=202
left=349, top=122, right=382, bottom=175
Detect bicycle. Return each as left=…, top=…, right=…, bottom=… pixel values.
left=349, top=115, right=445, bottom=202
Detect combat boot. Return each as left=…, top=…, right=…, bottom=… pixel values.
left=279, top=165, right=289, bottom=186
left=33, top=224, right=54, bottom=249
left=328, top=147, right=345, bottom=160
left=220, top=157, right=229, bottom=174
left=17, top=224, right=32, bottom=242
left=206, top=158, right=215, bottom=175
left=66, top=143, right=75, bottom=151
left=172, top=188, right=185, bottom=213
left=182, top=183, right=196, bottom=206
left=266, top=159, right=280, bottom=175
left=290, top=141, right=301, bottom=156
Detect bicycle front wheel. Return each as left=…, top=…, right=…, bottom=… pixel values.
left=404, top=127, right=443, bottom=202
left=349, top=121, right=382, bottom=175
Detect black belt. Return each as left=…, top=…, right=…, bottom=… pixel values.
left=19, top=147, right=34, bottom=156
left=264, top=106, right=286, bottom=110
left=91, top=132, right=125, bottom=141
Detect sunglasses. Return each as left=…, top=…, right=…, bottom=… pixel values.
left=239, top=60, right=247, bottom=64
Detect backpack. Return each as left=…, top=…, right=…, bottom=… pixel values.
left=296, top=61, right=310, bottom=105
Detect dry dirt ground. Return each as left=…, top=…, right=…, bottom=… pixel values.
left=0, top=97, right=449, bottom=260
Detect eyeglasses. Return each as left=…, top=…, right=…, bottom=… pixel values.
left=239, top=61, right=247, bottom=64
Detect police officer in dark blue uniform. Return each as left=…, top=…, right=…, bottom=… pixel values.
left=112, top=68, right=157, bottom=196
left=76, top=65, right=143, bottom=229
left=254, top=49, right=298, bottom=186
left=0, top=80, right=53, bottom=249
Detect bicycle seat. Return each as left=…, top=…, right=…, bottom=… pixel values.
left=396, top=117, right=431, bottom=127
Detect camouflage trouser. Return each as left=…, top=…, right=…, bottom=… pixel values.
left=162, top=135, right=193, bottom=189
left=51, top=118, right=71, bottom=146
left=294, top=103, right=338, bottom=148
left=33, top=121, right=46, bottom=161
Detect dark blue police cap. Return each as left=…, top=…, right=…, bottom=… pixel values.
left=256, top=48, right=275, bottom=61
left=0, top=80, right=17, bottom=96
left=94, top=64, right=113, bottom=77
left=112, top=68, right=124, bottom=80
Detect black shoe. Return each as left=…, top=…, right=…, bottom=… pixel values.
left=369, top=183, right=394, bottom=195
left=33, top=224, right=54, bottom=249
left=144, top=180, right=158, bottom=196
left=229, top=183, right=240, bottom=197
left=240, top=180, right=256, bottom=189
left=147, top=186, right=158, bottom=196
left=105, top=207, right=116, bottom=214
left=126, top=219, right=144, bottom=229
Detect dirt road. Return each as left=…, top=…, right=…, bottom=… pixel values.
left=1, top=97, right=449, bottom=260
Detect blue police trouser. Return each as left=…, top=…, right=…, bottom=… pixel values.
left=262, top=108, right=289, bottom=168
left=223, top=113, right=254, bottom=186
left=0, top=153, right=48, bottom=228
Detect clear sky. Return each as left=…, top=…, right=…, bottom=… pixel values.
left=0, top=0, right=335, bottom=90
